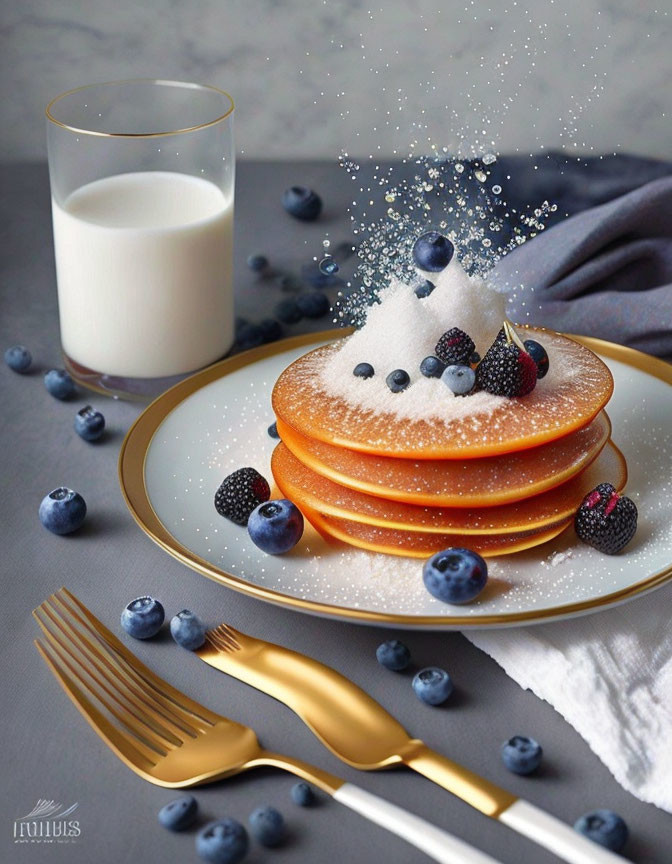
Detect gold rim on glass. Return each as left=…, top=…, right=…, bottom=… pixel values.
left=118, top=329, right=672, bottom=628
left=46, top=78, right=234, bottom=138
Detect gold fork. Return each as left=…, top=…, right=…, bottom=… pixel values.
left=199, top=623, right=627, bottom=864
left=33, top=588, right=503, bottom=864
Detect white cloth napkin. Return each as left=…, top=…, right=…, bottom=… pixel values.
left=466, top=583, right=672, bottom=813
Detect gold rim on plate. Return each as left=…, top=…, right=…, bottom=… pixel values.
left=118, top=329, right=672, bottom=628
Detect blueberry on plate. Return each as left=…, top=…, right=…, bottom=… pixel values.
left=574, top=809, right=628, bottom=852
left=523, top=339, right=549, bottom=379
left=423, top=548, right=488, bottom=604
left=247, top=499, right=304, bottom=555
left=196, top=818, right=249, bottom=864
left=170, top=609, right=206, bottom=651
left=258, top=318, right=283, bottom=343
left=376, top=639, right=411, bottom=671
left=353, top=362, right=374, bottom=379
left=39, top=487, right=87, bottom=535
left=296, top=291, right=330, bottom=319
left=44, top=368, right=76, bottom=400
left=282, top=186, right=322, bottom=221
left=158, top=795, right=198, bottom=831
left=420, top=356, right=445, bottom=379
left=441, top=364, right=476, bottom=396
left=267, top=421, right=280, bottom=439
left=214, top=467, right=271, bottom=526
left=4, top=344, right=32, bottom=372
left=413, top=279, right=435, bottom=298
left=412, top=667, right=453, bottom=706
left=500, top=735, right=543, bottom=775
left=120, top=596, right=165, bottom=640
left=246, top=253, right=268, bottom=272
left=74, top=405, right=105, bottom=442
left=412, top=231, right=454, bottom=272
left=386, top=369, right=410, bottom=393
left=236, top=323, right=264, bottom=351
left=274, top=298, right=303, bottom=325
left=291, top=782, right=316, bottom=807
left=249, top=805, right=285, bottom=847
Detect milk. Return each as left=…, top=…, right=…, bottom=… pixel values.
left=52, top=171, right=234, bottom=379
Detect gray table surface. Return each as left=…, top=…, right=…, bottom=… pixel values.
left=1, top=161, right=669, bottom=864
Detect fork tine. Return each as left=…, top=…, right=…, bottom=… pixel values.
left=56, top=588, right=220, bottom=727
left=35, top=602, right=188, bottom=749
left=206, top=625, right=242, bottom=653
left=35, top=639, right=160, bottom=773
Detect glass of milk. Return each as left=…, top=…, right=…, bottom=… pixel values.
left=46, top=80, right=235, bottom=399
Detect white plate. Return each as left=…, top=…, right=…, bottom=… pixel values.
left=119, top=331, right=672, bottom=629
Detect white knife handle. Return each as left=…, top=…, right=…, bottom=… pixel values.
left=499, top=799, right=628, bottom=863
left=334, top=782, right=502, bottom=864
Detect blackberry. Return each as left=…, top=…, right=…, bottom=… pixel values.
left=476, top=324, right=538, bottom=397
left=434, top=328, right=475, bottom=366
left=575, top=483, right=638, bottom=554
left=214, top=468, right=271, bottom=526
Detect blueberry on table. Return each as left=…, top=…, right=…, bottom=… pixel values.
left=353, top=362, right=374, bottom=379
left=500, top=735, right=543, bottom=775
left=376, top=639, right=411, bottom=671
left=274, top=298, right=303, bottom=325
left=170, top=610, right=206, bottom=651
left=38, top=487, right=87, bottom=535
left=196, top=818, right=249, bottom=864
left=248, top=499, right=304, bottom=555
left=158, top=795, right=198, bottom=831
left=249, top=805, right=285, bottom=847
left=413, top=279, right=435, bottom=298
left=74, top=405, right=105, bottom=442
left=523, top=339, right=549, bottom=379
left=386, top=369, right=410, bottom=393
left=4, top=344, right=32, bottom=372
left=412, top=667, right=453, bottom=706
left=420, top=356, right=445, bottom=379
left=441, top=364, right=476, bottom=396
left=423, top=548, right=488, bottom=604
left=412, top=231, right=454, bottom=271
left=267, top=421, right=280, bottom=439
left=44, top=368, right=76, bottom=400
left=120, top=596, right=165, bottom=640
left=235, top=323, right=264, bottom=351
left=258, top=318, right=283, bottom=343
left=574, top=809, right=628, bottom=853
left=282, top=186, right=323, bottom=221
left=214, top=467, right=271, bottom=526
left=296, top=291, right=330, bottom=319
left=246, top=253, right=268, bottom=272
left=291, top=782, right=316, bottom=807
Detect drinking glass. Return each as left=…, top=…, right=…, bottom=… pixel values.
left=46, top=79, right=235, bottom=399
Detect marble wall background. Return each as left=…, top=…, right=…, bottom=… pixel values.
left=1, top=0, right=670, bottom=162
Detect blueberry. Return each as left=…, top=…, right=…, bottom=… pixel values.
left=574, top=809, right=628, bottom=853
left=524, top=339, right=549, bottom=379
left=74, top=405, right=105, bottom=442
left=258, top=318, right=283, bottom=343
left=120, top=596, right=165, bottom=639
left=158, top=795, right=198, bottom=831
left=247, top=254, right=268, bottom=272
left=296, top=292, right=330, bottom=319
left=376, top=639, right=411, bottom=671
left=268, top=421, right=280, bottom=439
left=441, top=364, right=476, bottom=396
left=500, top=735, right=543, bottom=775
left=236, top=323, right=264, bottom=350
left=412, top=231, right=454, bottom=272
left=248, top=499, right=304, bottom=555
left=44, top=368, right=75, bottom=400
left=423, top=547, right=488, bottom=604
left=196, top=818, right=249, bottom=864
left=420, top=356, right=446, bottom=379
left=170, top=609, right=206, bottom=651
left=282, top=186, right=322, bottom=221
left=414, top=280, right=435, bottom=298
left=386, top=369, right=410, bottom=393
left=291, top=782, right=316, bottom=807
left=275, top=298, right=303, bottom=325
left=4, top=345, right=32, bottom=372
left=249, top=805, right=285, bottom=847
left=38, top=487, right=87, bottom=535
left=353, top=362, right=374, bottom=379
left=412, top=667, right=453, bottom=706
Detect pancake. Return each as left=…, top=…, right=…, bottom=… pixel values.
left=272, top=438, right=626, bottom=535
left=272, top=329, right=614, bottom=459
left=275, top=411, right=611, bottom=508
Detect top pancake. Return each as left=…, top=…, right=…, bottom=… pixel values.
left=272, top=329, right=614, bottom=459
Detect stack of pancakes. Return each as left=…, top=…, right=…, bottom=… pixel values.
left=271, top=328, right=623, bottom=557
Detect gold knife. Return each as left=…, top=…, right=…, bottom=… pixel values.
left=197, top=624, right=627, bottom=864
